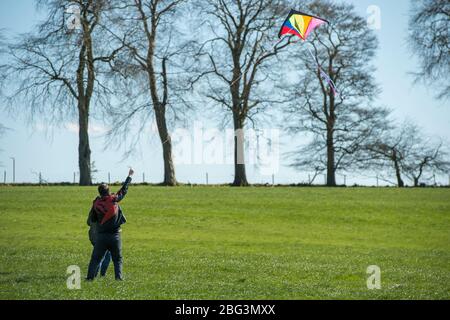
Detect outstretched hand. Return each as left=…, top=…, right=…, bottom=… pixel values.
left=128, top=168, right=134, bottom=177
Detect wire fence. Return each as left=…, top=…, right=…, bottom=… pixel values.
left=1, top=169, right=450, bottom=187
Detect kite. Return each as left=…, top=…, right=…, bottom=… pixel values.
left=279, top=10, right=339, bottom=96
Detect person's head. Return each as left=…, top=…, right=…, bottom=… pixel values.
left=98, top=183, right=110, bottom=197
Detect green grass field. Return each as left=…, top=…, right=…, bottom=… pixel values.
left=0, top=186, right=449, bottom=300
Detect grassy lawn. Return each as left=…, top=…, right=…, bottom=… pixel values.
left=0, top=186, right=449, bottom=299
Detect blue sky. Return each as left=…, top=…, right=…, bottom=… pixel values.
left=0, top=0, right=449, bottom=185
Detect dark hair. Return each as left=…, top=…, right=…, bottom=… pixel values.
left=98, top=183, right=110, bottom=197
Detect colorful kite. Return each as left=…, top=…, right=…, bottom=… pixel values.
left=278, top=9, right=329, bottom=40
left=279, top=10, right=339, bottom=96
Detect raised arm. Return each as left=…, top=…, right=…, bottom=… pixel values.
left=115, top=168, right=134, bottom=202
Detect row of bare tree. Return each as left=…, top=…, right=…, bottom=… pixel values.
left=0, top=0, right=448, bottom=187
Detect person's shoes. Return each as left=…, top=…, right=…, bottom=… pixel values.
left=115, top=277, right=124, bottom=281
left=100, top=273, right=106, bottom=277
left=86, top=277, right=94, bottom=281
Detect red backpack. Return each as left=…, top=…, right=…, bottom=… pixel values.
left=93, top=195, right=119, bottom=225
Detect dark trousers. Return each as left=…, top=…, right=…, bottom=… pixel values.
left=87, top=232, right=122, bottom=280
left=99, top=250, right=112, bottom=276
left=90, top=240, right=111, bottom=277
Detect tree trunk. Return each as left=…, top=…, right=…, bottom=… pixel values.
left=326, top=128, right=336, bottom=186
left=414, top=161, right=425, bottom=187
left=232, top=114, right=249, bottom=186
left=144, top=28, right=177, bottom=186
left=395, top=169, right=404, bottom=187
left=78, top=103, right=92, bottom=186
left=393, top=153, right=404, bottom=187
left=155, top=108, right=177, bottom=186
left=76, top=5, right=94, bottom=186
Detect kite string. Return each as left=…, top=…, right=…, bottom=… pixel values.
left=306, top=46, right=339, bottom=97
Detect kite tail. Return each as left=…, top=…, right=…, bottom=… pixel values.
left=307, top=48, right=339, bottom=97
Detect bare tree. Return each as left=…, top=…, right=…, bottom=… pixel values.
left=284, top=0, right=386, bottom=186
left=408, top=0, right=450, bottom=100
left=404, top=142, right=450, bottom=187
left=365, top=121, right=449, bottom=187
left=401, top=128, right=450, bottom=186
left=191, top=0, right=293, bottom=186
left=0, top=0, right=123, bottom=185
left=102, top=0, right=194, bottom=186
left=366, top=123, right=414, bottom=187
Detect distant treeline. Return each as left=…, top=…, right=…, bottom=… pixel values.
left=0, top=0, right=448, bottom=188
